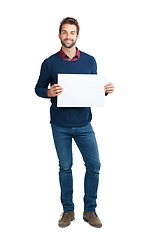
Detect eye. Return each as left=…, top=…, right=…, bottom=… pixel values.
left=71, top=31, right=76, bottom=35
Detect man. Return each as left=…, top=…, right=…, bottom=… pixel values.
left=35, top=17, right=114, bottom=228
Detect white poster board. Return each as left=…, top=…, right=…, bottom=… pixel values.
left=57, top=74, right=105, bottom=107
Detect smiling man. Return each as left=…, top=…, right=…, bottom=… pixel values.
left=60, top=25, right=78, bottom=49
left=35, top=17, right=114, bottom=228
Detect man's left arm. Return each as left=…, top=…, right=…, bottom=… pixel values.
left=92, top=57, right=114, bottom=95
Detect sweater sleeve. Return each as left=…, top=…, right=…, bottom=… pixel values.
left=92, top=57, right=97, bottom=74
left=35, top=59, right=51, bottom=98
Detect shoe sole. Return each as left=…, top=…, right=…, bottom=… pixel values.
left=83, top=217, right=102, bottom=228
left=58, top=217, right=75, bottom=228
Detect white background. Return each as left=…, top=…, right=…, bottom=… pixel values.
left=0, top=0, right=160, bottom=239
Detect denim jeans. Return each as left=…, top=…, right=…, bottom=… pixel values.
left=51, top=122, right=101, bottom=212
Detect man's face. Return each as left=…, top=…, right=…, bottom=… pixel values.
left=59, top=24, right=79, bottom=48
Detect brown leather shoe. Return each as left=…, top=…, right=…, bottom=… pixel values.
left=58, top=211, right=75, bottom=228
left=83, top=211, right=102, bottom=228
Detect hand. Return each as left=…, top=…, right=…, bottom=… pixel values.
left=104, top=82, right=114, bottom=94
left=47, top=84, right=63, bottom=97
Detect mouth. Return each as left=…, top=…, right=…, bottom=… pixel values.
left=61, top=38, right=75, bottom=48
left=64, top=39, right=72, bottom=43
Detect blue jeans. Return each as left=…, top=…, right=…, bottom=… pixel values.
left=51, top=122, right=101, bottom=212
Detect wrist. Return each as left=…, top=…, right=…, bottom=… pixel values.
left=47, top=89, right=51, bottom=97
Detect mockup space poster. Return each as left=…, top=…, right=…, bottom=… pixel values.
left=57, top=74, right=105, bottom=107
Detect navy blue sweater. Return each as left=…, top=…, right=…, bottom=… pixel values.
left=35, top=51, right=99, bottom=127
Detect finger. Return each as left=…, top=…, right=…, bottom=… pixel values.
left=51, top=85, right=62, bottom=90
left=108, top=88, right=114, bottom=91
left=52, top=84, right=61, bottom=87
left=53, top=87, right=62, bottom=91
left=56, top=91, right=63, bottom=96
left=106, top=87, right=114, bottom=91
left=54, top=88, right=60, bottom=92
left=107, top=85, right=114, bottom=89
left=56, top=88, right=63, bottom=93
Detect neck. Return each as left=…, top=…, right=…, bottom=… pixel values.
left=62, top=45, right=76, bottom=59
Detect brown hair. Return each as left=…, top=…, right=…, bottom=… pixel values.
left=59, top=17, right=80, bottom=35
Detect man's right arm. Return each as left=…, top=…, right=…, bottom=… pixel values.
left=35, top=60, right=63, bottom=98
left=35, top=60, right=51, bottom=98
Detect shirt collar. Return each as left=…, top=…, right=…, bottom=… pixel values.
left=59, top=47, right=80, bottom=61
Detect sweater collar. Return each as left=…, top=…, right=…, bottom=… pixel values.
left=59, top=47, right=80, bottom=61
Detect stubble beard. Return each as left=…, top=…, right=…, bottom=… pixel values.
left=61, top=39, right=77, bottom=49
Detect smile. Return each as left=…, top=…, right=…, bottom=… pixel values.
left=64, top=39, right=72, bottom=43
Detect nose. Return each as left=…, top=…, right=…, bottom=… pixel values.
left=66, top=32, right=71, bottom=39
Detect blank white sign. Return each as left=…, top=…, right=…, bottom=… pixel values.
left=57, top=74, right=105, bottom=107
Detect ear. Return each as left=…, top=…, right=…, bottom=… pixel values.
left=77, top=34, right=80, bottom=40
left=58, top=33, right=61, bottom=39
